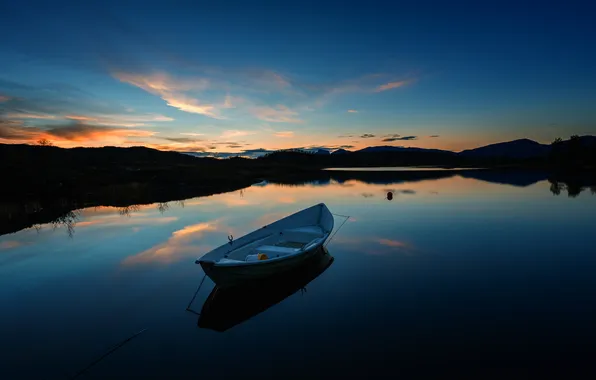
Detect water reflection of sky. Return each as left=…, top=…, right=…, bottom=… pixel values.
left=1, top=176, right=596, bottom=378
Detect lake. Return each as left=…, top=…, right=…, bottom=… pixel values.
left=1, top=171, right=596, bottom=378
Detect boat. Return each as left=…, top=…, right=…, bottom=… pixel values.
left=196, top=203, right=334, bottom=288
left=198, top=247, right=334, bottom=332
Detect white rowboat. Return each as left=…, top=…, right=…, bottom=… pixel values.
left=196, top=203, right=334, bottom=288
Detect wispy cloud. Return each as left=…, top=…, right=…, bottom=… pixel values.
left=113, top=71, right=223, bottom=119
left=375, top=80, right=411, bottom=92
left=180, top=132, right=204, bottom=136
left=5, top=112, right=57, bottom=120
left=0, top=95, right=11, bottom=102
left=150, top=143, right=208, bottom=152
left=3, top=111, right=172, bottom=128
left=221, top=129, right=256, bottom=138
left=250, top=105, right=302, bottom=123
left=65, top=113, right=173, bottom=127
left=113, top=71, right=208, bottom=94
left=429, top=135, right=440, bottom=138
left=382, top=136, right=418, bottom=141
left=360, top=133, right=375, bottom=138
left=249, top=70, right=291, bottom=91
left=347, top=109, right=358, bottom=113
left=223, top=95, right=234, bottom=108
left=268, top=72, right=291, bottom=88
left=274, top=131, right=294, bottom=138
left=160, top=136, right=203, bottom=143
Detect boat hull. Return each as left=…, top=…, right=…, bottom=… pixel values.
left=201, top=242, right=326, bottom=288
left=198, top=247, right=334, bottom=331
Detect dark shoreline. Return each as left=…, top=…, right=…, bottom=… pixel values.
left=2, top=143, right=594, bottom=237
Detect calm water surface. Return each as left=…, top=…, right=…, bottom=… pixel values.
left=1, top=175, right=596, bottom=378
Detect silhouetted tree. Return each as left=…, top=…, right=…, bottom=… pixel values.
left=37, top=138, right=53, bottom=146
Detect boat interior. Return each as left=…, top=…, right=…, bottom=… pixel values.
left=217, top=226, right=326, bottom=265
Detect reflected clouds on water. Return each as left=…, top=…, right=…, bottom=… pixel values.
left=123, top=221, right=220, bottom=265
left=1, top=170, right=596, bottom=378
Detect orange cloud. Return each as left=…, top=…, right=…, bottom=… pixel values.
left=113, top=71, right=223, bottom=119
left=114, top=71, right=208, bottom=94
left=347, top=109, right=358, bottom=113
left=375, top=80, right=411, bottom=92
left=0, top=119, right=155, bottom=145
left=46, top=124, right=155, bottom=141
left=250, top=105, right=302, bottom=123
left=163, top=93, right=222, bottom=119
left=274, top=131, right=294, bottom=138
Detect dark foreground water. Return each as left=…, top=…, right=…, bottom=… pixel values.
left=1, top=173, right=596, bottom=378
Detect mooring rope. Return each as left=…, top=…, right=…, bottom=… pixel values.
left=185, top=272, right=208, bottom=316
left=68, top=328, right=147, bottom=379
left=325, top=213, right=350, bottom=247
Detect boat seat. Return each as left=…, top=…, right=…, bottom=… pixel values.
left=254, top=245, right=300, bottom=258
left=218, top=258, right=245, bottom=264
left=280, top=226, right=325, bottom=244
left=285, top=226, right=324, bottom=236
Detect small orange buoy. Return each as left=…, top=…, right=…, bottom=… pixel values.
left=257, top=253, right=269, bottom=260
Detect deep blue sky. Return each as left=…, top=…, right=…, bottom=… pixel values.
left=0, top=0, right=594, bottom=153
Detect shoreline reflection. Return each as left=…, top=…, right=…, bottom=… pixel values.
left=1, top=169, right=595, bottom=239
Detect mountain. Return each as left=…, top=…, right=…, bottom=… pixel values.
left=356, top=146, right=455, bottom=155
left=458, top=139, right=551, bottom=159
left=331, top=148, right=352, bottom=155
left=314, top=149, right=330, bottom=155
left=557, top=136, right=596, bottom=149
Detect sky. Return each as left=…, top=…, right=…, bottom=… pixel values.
left=0, top=0, right=595, bottom=156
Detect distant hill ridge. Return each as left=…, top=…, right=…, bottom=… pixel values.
left=458, top=138, right=551, bottom=159
left=327, top=136, right=595, bottom=159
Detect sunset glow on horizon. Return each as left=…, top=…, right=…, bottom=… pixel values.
left=1, top=1, right=594, bottom=155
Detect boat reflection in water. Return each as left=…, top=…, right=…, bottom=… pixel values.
left=198, top=247, right=334, bottom=332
